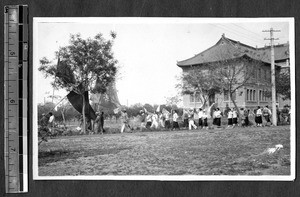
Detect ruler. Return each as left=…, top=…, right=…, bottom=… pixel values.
left=4, top=5, right=28, bottom=193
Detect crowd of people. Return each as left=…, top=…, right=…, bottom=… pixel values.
left=118, top=105, right=291, bottom=133
left=39, top=104, right=291, bottom=138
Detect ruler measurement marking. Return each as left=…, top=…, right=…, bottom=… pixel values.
left=5, top=5, right=28, bottom=193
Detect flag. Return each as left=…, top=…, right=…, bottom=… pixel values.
left=113, top=108, right=120, bottom=114
left=67, top=91, right=96, bottom=120
left=162, top=108, right=170, bottom=115
left=156, top=105, right=161, bottom=112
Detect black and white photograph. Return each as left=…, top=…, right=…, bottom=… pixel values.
left=33, top=18, right=295, bottom=180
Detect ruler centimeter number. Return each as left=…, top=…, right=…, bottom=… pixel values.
left=4, top=5, right=28, bottom=193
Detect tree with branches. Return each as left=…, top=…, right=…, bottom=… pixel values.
left=39, top=32, right=118, bottom=134
left=176, top=67, right=221, bottom=109
left=210, top=54, right=262, bottom=123
left=276, top=69, right=290, bottom=100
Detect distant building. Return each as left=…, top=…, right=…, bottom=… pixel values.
left=177, top=34, right=290, bottom=110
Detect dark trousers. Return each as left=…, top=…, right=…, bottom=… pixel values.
left=165, top=120, right=171, bottom=129
left=172, top=121, right=180, bottom=129
left=183, top=119, right=188, bottom=128
left=198, top=118, right=203, bottom=127
left=216, top=118, right=221, bottom=126
left=203, top=118, right=208, bottom=127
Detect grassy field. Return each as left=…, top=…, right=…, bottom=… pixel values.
left=38, top=125, right=291, bottom=176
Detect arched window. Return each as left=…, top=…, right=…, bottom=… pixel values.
left=250, top=90, right=252, bottom=101
left=253, top=90, right=256, bottom=101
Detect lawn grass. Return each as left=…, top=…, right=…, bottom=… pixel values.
left=38, top=125, right=290, bottom=176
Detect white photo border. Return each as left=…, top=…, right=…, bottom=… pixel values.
left=33, top=17, right=295, bottom=181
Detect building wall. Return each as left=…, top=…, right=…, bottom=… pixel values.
left=181, top=59, right=273, bottom=111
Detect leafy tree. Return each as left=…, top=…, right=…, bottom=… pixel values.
left=276, top=69, right=290, bottom=100
left=39, top=32, right=118, bottom=134
left=165, top=94, right=182, bottom=107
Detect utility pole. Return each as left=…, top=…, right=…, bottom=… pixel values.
left=263, top=28, right=280, bottom=126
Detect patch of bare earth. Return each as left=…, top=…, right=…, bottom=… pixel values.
left=38, top=126, right=290, bottom=176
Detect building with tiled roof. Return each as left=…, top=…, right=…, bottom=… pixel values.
left=177, top=34, right=290, bottom=110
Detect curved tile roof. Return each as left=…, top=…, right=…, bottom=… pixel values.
left=177, top=35, right=289, bottom=67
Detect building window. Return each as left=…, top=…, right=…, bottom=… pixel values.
left=224, top=89, right=236, bottom=101
left=232, top=91, right=236, bottom=101
left=250, top=90, right=252, bottom=101
left=258, top=68, right=261, bottom=79
left=195, top=92, right=201, bottom=103
left=252, top=68, right=256, bottom=78
left=262, top=90, right=266, bottom=101
left=190, top=92, right=201, bottom=103
left=259, top=90, right=262, bottom=101
left=247, top=89, right=249, bottom=101
left=253, top=90, right=256, bottom=101
left=224, top=89, right=229, bottom=101
left=190, top=94, right=195, bottom=103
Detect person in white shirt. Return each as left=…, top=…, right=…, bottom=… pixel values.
left=188, top=109, right=197, bottom=130
left=227, top=108, right=233, bottom=128
left=48, top=112, right=55, bottom=133
left=198, top=108, right=204, bottom=129
left=202, top=109, right=208, bottom=129
left=151, top=112, right=159, bottom=129
left=172, top=110, right=180, bottom=130
left=232, top=108, right=238, bottom=127
left=214, top=108, right=222, bottom=127
left=255, top=106, right=263, bottom=127
left=120, top=109, right=131, bottom=133
left=158, top=112, right=165, bottom=129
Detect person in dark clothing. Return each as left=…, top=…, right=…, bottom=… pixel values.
left=99, top=111, right=105, bottom=133
left=243, top=108, right=249, bottom=126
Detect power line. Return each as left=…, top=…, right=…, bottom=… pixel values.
left=216, top=24, right=266, bottom=45
left=209, top=24, right=265, bottom=47
left=232, top=24, right=265, bottom=39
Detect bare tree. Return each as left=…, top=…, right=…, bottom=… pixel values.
left=176, top=67, right=221, bottom=108
left=210, top=53, right=263, bottom=123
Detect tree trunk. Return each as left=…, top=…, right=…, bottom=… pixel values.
left=230, top=92, right=242, bottom=125
left=82, top=94, right=86, bottom=134
left=61, top=109, right=66, bottom=129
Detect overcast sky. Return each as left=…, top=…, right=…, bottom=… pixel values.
left=34, top=18, right=292, bottom=106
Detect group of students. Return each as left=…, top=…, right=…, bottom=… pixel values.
left=139, top=108, right=212, bottom=131
left=117, top=104, right=278, bottom=133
